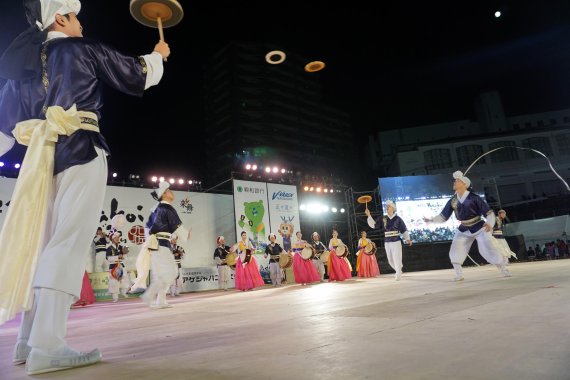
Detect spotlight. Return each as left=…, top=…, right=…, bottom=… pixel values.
left=324, top=189, right=328, bottom=193
left=280, top=168, right=286, bottom=174
left=151, top=176, right=158, bottom=182
left=15, top=163, right=21, bottom=169
left=159, top=176, right=165, bottom=182
left=245, top=164, right=251, bottom=170
left=340, top=208, right=345, bottom=213
left=309, top=187, right=314, bottom=191
left=169, top=178, right=175, bottom=184
left=188, top=180, right=193, bottom=185
left=178, top=179, right=184, bottom=184
left=316, top=187, right=322, bottom=192
left=303, top=186, right=309, bottom=191
left=322, top=205, right=329, bottom=212
left=112, top=172, right=117, bottom=178
left=265, top=167, right=271, bottom=173
left=330, top=189, right=334, bottom=193
left=252, top=164, right=258, bottom=170
left=300, top=204, right=306, bottom=211
left=332, top=207, right=338, bottom=213
left=494, top=11, right=501, bottom=18
left=0, top=162, right=4, bottom=167
left=272, top=166, right=278, bottom=173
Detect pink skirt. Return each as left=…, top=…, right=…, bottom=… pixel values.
left=73, top=271, right=96, bottom=307
left=358, top=253, right=380, bottom=277
left=235, top=256, right=265, bottom=290
left=328, top=252, right=352, bottom=281
left=292, top=253, right=321, bottom=284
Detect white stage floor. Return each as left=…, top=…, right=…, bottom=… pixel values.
left=2, top=260, right=569, bottom=379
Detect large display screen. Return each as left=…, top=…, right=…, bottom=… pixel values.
left=378, top=174, right=485, bottom=243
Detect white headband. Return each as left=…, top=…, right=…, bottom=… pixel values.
left=453, top=171, right=471, bottom=188
left=38, top=0, right=81, bottom=31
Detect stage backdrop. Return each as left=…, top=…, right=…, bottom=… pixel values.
left=0, top=178, right=236, bottom=277
left=232, top=180, right=300, bottom=281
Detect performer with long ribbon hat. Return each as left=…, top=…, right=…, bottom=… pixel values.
left=365, top=200, right=411, bottom=281
left=213, top=236, right=233, bottom=291
left=424, top=171, right=512, bottom=281
left=141, top=181, right=191, bottom=308
left=0, top=0, right=170, bottom=374
left=106, top=232, right=131, bottom=303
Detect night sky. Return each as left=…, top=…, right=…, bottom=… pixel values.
left=1, top=0, right=570, bottom=185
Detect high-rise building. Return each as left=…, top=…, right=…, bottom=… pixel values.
left=203, top=42, right=355, bottom=188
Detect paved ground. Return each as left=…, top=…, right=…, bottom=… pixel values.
left=1, top=260, right=569, bottom=380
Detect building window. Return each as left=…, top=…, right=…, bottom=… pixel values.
left=456, top=145, right=485, bottom=167
left=555, top=133, right=570, bottom=155
left=521, top=136, right=553, bottom=158
left=532, top=179, right=565, bottom=197
left=498, top=183, right=527, bottom=204
left=424, top=149, right=452, bottom=170
left=488, top=141, right=519, bottom=163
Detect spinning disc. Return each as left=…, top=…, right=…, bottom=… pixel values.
left=130, top=0, right=184, bottom=28
left=357, top=195, right=373, bottom=204
left=304, top=61, right=325, bottom=72
left=265, top=50, right=286, bottom=65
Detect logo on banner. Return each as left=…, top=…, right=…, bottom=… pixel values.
left=180, top=198, right=194, bottom=214
left=237, top=186, right=243, bottom=192
left=271, top=191, right=294, bottom=201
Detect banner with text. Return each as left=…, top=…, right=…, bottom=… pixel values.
left=266, top=183, right=301, bottom=252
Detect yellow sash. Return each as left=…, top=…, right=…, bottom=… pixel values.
left=0, top=105, right=99, bottom=325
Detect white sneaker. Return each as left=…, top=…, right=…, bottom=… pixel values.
left=502, top=268, right=512, bottom=277
left=13, top=341, right=31, bottom=365
left=395, top=273, right=402, bottom=281
left=453, top=276, right=464, bottom=282
left=25, top=348, right=102, bottom=375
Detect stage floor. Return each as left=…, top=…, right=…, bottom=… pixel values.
left=2, top=260, right=569, bottom=380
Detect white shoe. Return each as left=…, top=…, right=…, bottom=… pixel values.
left=13, top=341, right=31, bottom=365
left=395, top=273, right=402, bottom=281
left=502, top=268, right=512, bottom=277
left=25, top=348, right=102, bottom=375
left=151, top=303, right=173, bottom=309
left=453, top=276, right=464, bottom=282
left=140, top=291, right=153, bottom=306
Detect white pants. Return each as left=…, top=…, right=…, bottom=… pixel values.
left=217, top=265, right=231, bottom=290
left=170, top=268, right=183, bottom=295
left=450, top=228, right=506, bottom=276
left=312, top=258, right=325, bottom=280
left=109, top=271, right=132, bottom=301
left=269, top=262, right=283, bottom=285
left=146, top=246, right=178, bottom=306
left=18, top=149, right=108, bottom=351
left=385, top=241, right=403, bottom=276
left=94, top=251, right=109, bottom=272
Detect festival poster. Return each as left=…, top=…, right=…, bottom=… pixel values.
left=232, top=179, right=271, bottom=281
left=266, top=183, right=301, bottom=252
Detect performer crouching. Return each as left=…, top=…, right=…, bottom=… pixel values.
left=142, top=181, right=191, bottom=309
left=424, top=171, right=512, bottom=281
left=213, top=236, right=232, bottom=291
left=106, top=232, right=131, bottom=302
left=169, top=234, right=185, bottom=297
left=365, top=200, right=411, bottom=281
left=264, top=233, right=284, bottom=287
left=310, top=232, right=327, bottom=282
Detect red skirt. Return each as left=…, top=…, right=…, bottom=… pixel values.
left=235, top=256, right=265, bottom=290
left=357, top=251, right=380, bottom=277
left=328, top=251, right=352, bottom=281
left=292, top=252, right=321, bottom=284
left=73, top=271, right=96, bottom=307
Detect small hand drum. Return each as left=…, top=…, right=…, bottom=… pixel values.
left=319, top=250, right=330, bottom=264
left=363, top=242, right=377, bottom=255
left=279, top=252, right=294, bottom=269
left=335, top=244, right=349, bottom=258
left=300, top=246, right=315, bottom=260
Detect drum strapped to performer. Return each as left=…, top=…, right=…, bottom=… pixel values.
left=363, top=241, right=377, bottom=255
left=225, top=250, right=237, bottom=269
left=279, top=252, right=293, bottom=269
left=243, top=249, right=253, bottom=264
left=335, top=244, right=349, bottom=258
left=300, top=245, right=315, bottom=260
left=320, top=250, right=330, bottom=264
